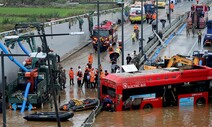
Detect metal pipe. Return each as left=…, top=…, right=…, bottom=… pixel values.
left=1, top=51, right=6, bottom=127
left=97, top=0, right=101, bottom=100
left=121, top=3, right=124, bottom=65
left=41, top=26, right=61, bottom=127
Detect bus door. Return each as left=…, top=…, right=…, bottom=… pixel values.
left=163, top=86, right=177, bottom=107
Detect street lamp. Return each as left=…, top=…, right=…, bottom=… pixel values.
left=79, top=1, right=125, bottom=99
left=140, top=0, right=144, bottom=55
left=169, top=0, right=171, bottom=25
left=156, top=0, right=158, bottom=33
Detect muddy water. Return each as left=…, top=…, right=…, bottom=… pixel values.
left=2, top=87, right=212, bottom=127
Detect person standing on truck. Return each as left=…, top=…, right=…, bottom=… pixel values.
left=126, top=54, right=132, bottom=64
left=197, top=30, right=202, bottom=45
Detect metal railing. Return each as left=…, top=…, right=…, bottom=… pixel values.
left=132, top=11, right=189, bottom=68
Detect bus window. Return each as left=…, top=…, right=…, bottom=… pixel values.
left=102, top=85, right=116, bottom=98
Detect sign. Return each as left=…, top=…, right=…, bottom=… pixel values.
left=179, top=97, right=194, bottom=106
left=121, top=64, right=138, bottom=73
left=130, top=93, right=156, bottom=100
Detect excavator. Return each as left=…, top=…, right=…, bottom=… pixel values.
left=143, top=52, right=210, bottom=70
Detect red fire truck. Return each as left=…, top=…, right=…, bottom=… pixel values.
left=91, top=20, right=118, bottom=52
left=187, top=4, right=210, bottom=29
left=100, top=65, right=212, bottom=111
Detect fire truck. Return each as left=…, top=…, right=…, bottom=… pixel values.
left=187, top=4, right=210, bottom=29
left=91, top=20, right=118, bottom=52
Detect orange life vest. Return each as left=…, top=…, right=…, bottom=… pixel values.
left=88, top=54, right=93, bottom=64
left=69, top=70, right=74, bottom=79
left=170, top=3, right=174, bottom=10
left=90, top=71, right=95, bottom=82
left=152, top=13, right=156, bottom=20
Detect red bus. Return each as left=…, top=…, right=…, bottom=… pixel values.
left=100, top=65, right=212, bottom=111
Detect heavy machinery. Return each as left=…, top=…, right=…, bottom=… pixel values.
left=187, top=4, right=210, bottom=29
left=144, top=54, right=196, bottom=70
left=144, top=52, right=212, bottom=70
left=91, top=20, right=118, bottom=52
left=203, top=20, right=212, bottom=46
left=2, top=23, right=63, bottom=110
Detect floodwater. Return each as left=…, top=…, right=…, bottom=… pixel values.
left=3, top=86, right=212, bottom=127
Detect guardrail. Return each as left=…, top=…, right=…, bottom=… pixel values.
left=0, top=8, right=120, bottom=38
left=80, top=99, right=101, bottom=127
left=132, top=11, right=189, bottom=69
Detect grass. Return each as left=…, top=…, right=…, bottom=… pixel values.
left=0, top=4, right=116, bottom=32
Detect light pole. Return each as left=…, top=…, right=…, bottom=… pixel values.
left=121, top=3, right=124, bottom=65
left=156, top=0, right=158, bottom=33
left=79, top=1, right=125, bottom=99
left=140, top=0, right=144, bottom=55
left=169, top=0, right=171, bottom=25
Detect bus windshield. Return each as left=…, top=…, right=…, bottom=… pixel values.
left=93, top=30, right=109, bottom=37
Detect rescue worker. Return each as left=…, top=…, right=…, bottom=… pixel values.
left=82, top=68, right=89, bottom=88
left=150, top=12, right=156, bottom=24
left=108, top=44, right=114, bottom=55
left=105, top=70, right=109, bottom=76
left=146, top=11, right=151, bottom=24
left=100, top=70, right=105, bottom=78
left=118, top=40, right=122, bottom=50
left=60, top=69, right=66, bottom=89
left=102, top=95, right=114, bottom=112
left=89, top=68, right=95, bottom=88
left=133, top=24, right=138, bottom=31
left=88, top=53, right=93, bottom=65
left=197, top=30, right=202, bottom=45
left=170, top=1, right=174, bottom=12
left=76, top=66, right=83, bottom=87
left=69, top=67, right=74, bottom=85
left=160, top=19, right=166, bottom=29
left=131, top=50, right=137, bottom=59
left=131, top=31, right=136, bottom=43
left=126, top=54, right=132, bottom=64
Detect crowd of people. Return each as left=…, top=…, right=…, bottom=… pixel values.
left=58, top=53, right=110, bottom=89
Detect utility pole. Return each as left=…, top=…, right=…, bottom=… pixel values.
left=140, top=0, right=144, bottom=55
left=79, top=1, right=125, bottom=99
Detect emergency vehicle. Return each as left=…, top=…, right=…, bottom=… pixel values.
left=91, top=20, right=118, bottom=52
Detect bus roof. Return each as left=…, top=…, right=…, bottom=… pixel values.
left=102, top=65, right=212, bottom=89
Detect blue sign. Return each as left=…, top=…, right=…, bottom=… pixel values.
left=179, top=97, right=194, bottom=106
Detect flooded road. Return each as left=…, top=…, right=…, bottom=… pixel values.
left=1, top=0, right=212, bottom=127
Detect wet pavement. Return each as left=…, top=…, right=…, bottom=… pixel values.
left=1, top=0, right=212, bottom=127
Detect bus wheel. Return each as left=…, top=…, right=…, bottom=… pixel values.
left=196, top=97, right=206, bottom=106
left=143, top=104, right=153, bottom=109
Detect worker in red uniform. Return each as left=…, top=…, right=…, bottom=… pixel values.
left=88, top=53, right=93, bottom=65
left=170, top=2, right=174, bottom=12
left=69, top=67, right=74, bottom=85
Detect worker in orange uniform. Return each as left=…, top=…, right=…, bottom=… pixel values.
left=69, top=67, right=74, bottom=85
left=170, top=1, right=174, bottom=12
left=88, top=53, right=93, bottom=65
left=108, top=44, right=114, bottom=55
left=76, top=66, right=83, bottom=87
left=89, top=68, right=95, bottom=88
left=100, top=70, right=105, bottom=78
left=133, top=24, right=138, bottom=31
left=150, top=12, right=156, bottom=24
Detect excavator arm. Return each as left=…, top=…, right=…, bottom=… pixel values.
left=167, top=54, right=194, bottom=68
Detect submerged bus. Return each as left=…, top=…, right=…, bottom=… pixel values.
left=100, top=65, right=212, bottom=111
